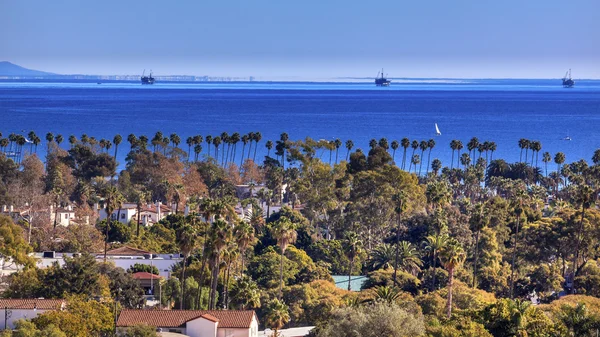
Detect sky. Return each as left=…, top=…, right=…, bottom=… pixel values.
left=1, top=0, right=599, bottom=79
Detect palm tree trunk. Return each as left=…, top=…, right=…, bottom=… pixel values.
left=225, top=263, right=231, bottom=309
left=240, top=144, right=246, bottom=166
left=510, top=215, right=521, bottom=299
left=393, top=215, right=400, bottom=285
left=402, top=149, right=407, bottom=170
left=446, top=268, right=454, bottom=318
left=253, top=144, right=259, bottom=162
left=137, top=204, right=141, bottom=237
left=196, top=234, right=209, bottom=309
left=210, top=255, right=220, bottom=310
left=473, top=230, right=480, bottom=288
left=348, top=257, right=353, bottom=291
left=451, top=150, right=455, bottom=169
left=432, top=251, right=437, bottom=291
left=180, top=258, right=187, bottom=309
left=427, top=150, right=432, bottom=174
left=247, top=142, right=253, bottom=162
left=571, top=205, right=587, bottom=289
left=279, top=249, right=284, bottom=299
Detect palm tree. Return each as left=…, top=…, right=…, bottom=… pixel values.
left=450, top=140, right=457, bottom=169
left=127, top=134, right=137, bottom=149
left=252, top=132, right=262, bottom=162
left=559, top=303, right=597, bottom=336
left=177, top=221, right=198, bottom=309
left=212, top=136, right=222, bottom=163
left=518, top=138, right=528, bottom=163
left=67, top=135, right=77, bottom=148
left=112, top=134, right=122, bottom=159
left=205, top=135, right=213, bottom=158
left=334, top=138, right=342, bottom=164
left=270, top=216, right=297, bottom=298
left=229, top=132, right=240, bottom=163
left=378, top=138, right=389, bottom=151
left=367, top=244, right=394, bottom=271
left=151, top=131, right=163, bottom=153
left=230, top=275, right=261, bottom=310
left=266, top=140, right=274, bottom=157
left=221, top=244, right=239, bottom=308
left=410, top=154, right=420, bottom=174
left=470, top=203, right=489, bottom=288
left=401, top=138, right=410, bottom=170
left=460, top=153, right=471, bottom=167
left=390, top=140, right=399, bottom=163
left=571, top=185, right=595, bottom=288
left=170, top=133, right=181, bottom=149
left=455, top=140, right=464, bottom=167
left=264, top=299, right=290, bottom=336
left=345, top=140, right=354, bottom=161
left=489, top=141, right=497, bottom=161
left=542, top=152, right=552, bottom=177
left=220, top=132, right=229, bottom=165
left=426, top=139, right=436, bottom=174
left=373, top=286, right=402, bottom=304
left=424, top=233, right=449, bottom=291
left=467, top=137, right=479, bottom=163
left=45, top=133, right=54, bottom=149
left=209, top=219, right=231, bottom=309
left=369, top=138, right=377, bottom=149
left=194, top=144, right=202, bottom=162
left=531, top=140, right=542, bottom=168
left=341, top=231, right=363, bottom=292
left=240, top=134, right=249, bottom=166
left=408, top=140, right=419, bottom=172
left=554, top=152, right=565, bottom=178
left=440, top=240, right=466, bottom=318
left=395, top=241, right=422, bottom=276
left=418, top=140, right=428, bottom=175
left=510, top=189, right=527, bottom=299
left=186, top=137, right=194, bottom=161
left=234, top=220, right=256, bottom=273
left=102, top=186, right=121, bottom=262
left=431, top=159, right=442, bottom=176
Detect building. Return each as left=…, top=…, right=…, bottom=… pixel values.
left=1, top=204, right=77, bottom=227
left=98, top=202, right=173, bottom=226
left=117, top=309, right=259, bottom=337
left=0, top=299, right=65, bottom=330
left=33, top=246, right=182, bottom=279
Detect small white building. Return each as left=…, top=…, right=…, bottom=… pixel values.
left=0, top=299, right=65, bottom=330
left=98, top=202, right=173, bottom=225
left=1, top=204, right=76, bottom=227
left=50, top=205, right=77, bottom=227
left=117, top=309, right=259, bottom=337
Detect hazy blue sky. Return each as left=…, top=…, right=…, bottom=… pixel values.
left=1, top=0, right=599, bottom=78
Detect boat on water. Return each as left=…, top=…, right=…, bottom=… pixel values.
left=141, top=70, right=155, bottom=85
left=562, top=69, right=574, bottom=88
left=435, top=123, right=441, bottom=136
left=375, top=69, right=390, bottom=87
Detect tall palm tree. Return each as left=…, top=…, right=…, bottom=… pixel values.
left=194, top=144, right=202, bottom=162
left=542, top=152, right=552, bottom=177
left=424, top=233, right=449, bottom=291
left=220, top=132, right=229, bottom=166
left=467, top=137, right=479, bottom=162
left=102, top=186, right=121, bottom=262
left=456, top=140, right=464, bottom=168
left=266, top=140, right=274, bottom=157
left=418, top=140, right=428, bottom=175
left=334, top=138, right=342, bottom=164
left=46, top=133, right=54, bottom=149
left=571, top=185, right=595, bottom=288
left=138, top=135, right=148, bottom=150
left=518, top=138, right=528, bottom=163
left=409, top=140, right=419, bottom=172
left=252, top=132, right=262, bottom=162
left=67, top=135, right=77, bottom=149
left=345, top=140, right=354, bottom=161
left=440, top=240, right=466, bottom=318
left=170, top=133, right=181, bottom=149
left=391, top=140, right=399, bottom=163
left=264, top=299, right=290, bottom=336
left=177, top=221, right=198, bottom=309
left=205, top=135, right=213, bottom=158
left=209, top=219, right=231, bottom=309
left=410, top=154, right=420, bottom=174
left=221, top=244, right=239, bottom=308
left=426, top=139, right=436, bottom=174
left=489, top=141, right=497, bottom=161
left=212, top=136, right=222, bottom=163
left=450, top=140, right=458, bottom=169
left=343, top=231, right=363, bottom=291
left=151, top=131, right=163, bottom=153
left=378, top=138, right=389, bottom=151
left=270, top=216, right=297, bottom=298
left=401, top=138, right=410, bottom=170
left=234, top=220, right=256, bottom=273
left=55, top=134, right=64, bottom=148
left=510, top=189, right=527, bottom=299
left=186, top=137, right=194, bottom=161
left=469, top=203, right=489, bottom=288
left=127, top=134, right=137, bottom=149
left=229, top=132, right=240, bottom=164
left=113, top=134, right=122, bottom=159
left=554, top=152, right=565, bottom=177
left=369, top=139, right=377, bottom=149
left=240, top=134, right=249, bottom=166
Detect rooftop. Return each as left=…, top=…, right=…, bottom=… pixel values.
left=117, top=310, right=256, bottom=328
left=104, top=246, right=154, bottom=256
left=132, top=272, right=163, bottom=280
left=0, top=299, right=65, bottom=310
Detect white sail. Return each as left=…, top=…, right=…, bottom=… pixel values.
left=435, top=123, right=441, bottom=135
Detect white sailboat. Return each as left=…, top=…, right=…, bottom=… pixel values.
left=435, top=123, right=441, bottom=136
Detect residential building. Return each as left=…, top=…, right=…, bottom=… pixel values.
left=1, top=204, right=77, bottom=227
left=0, top=299, right=65, bottom=330
left=117, top=309, right=259, bottom=337
left=98, top=202, right=173, bottom=225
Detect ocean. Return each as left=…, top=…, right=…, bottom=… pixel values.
left=1, top=79, right=599, bottom=171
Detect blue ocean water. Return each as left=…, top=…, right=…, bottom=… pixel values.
left=1, top=79, right=599, bottom=171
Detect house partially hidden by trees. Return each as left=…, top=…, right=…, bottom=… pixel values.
left=116, top=309, right=259, bottom=337
left=0, top=299, right=65, bottom=330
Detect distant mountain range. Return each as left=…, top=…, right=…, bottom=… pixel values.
left=0, top=61, right=56, bottom=77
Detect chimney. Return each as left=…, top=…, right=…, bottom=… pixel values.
left=67, top=205, right=72, bottom=211
left=184, top=205, right=189, bottom=216
left=94, top=203, right=99, bottom=211
left=156, top=201, right=161, bottom=220
left=2, top=205, right=6, bottom=212
left=171, top=202, right=176, bottom=213
left=9, top=205, right=13, bottom=212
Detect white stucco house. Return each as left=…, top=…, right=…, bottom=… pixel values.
left=98, top=202, right=173, bottom=225
left=117, top=309, right=259, bottom=337
left=0, top=299, right=65, bottom=330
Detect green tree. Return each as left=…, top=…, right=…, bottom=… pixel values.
left=176, top=221, right=197, bottom=309
left=230, top=275, right=261, bottom=310
left=440, top=240, right=466, bottom=318
left=0, top=216, right=35, bottom=268
left=264, top=299, right=290, bottom=335
left=342, top=231, right=363, bottom=291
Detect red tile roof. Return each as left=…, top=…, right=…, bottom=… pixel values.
left=117, top=310, right=256, bottom=328
left=0, top=299, right=65, bottom=310
left=104, top=246, right=153, bottom=256
left=132, top=272, right=163, bottom=280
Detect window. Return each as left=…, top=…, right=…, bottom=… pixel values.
left=111, top=214, right=116, bottom=220
left=121, top=213, right=126, bottom=219
left=64, top=214, right=68, bottom=219
left=224, top=329, right=235, bottom=337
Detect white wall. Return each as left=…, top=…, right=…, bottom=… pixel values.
left=35, top=257, right=181, bottom=279
left=0, top=309, right=49, bottom=329
left=186, top=316, right=218, bottom=337
left=216, top=316, right=257, bottom=337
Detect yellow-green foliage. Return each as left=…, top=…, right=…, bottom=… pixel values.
left=283, top=280, right=353, bottom=326
left=540, top=294, right=600, bottom=317
left=426, top=316, right=493, bottom=337
left=418, top=281, right=496, bottom=318
left=362, top=268, right=421, bottom=295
